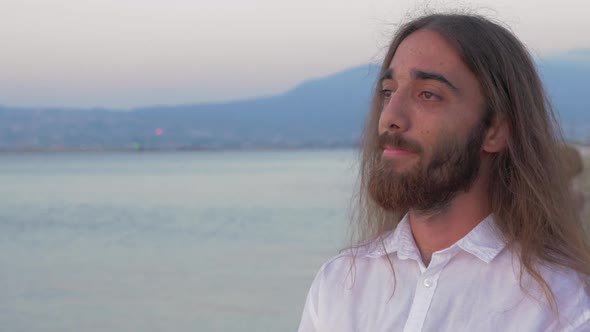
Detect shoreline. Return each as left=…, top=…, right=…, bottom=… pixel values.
left=0, top=142, right=588, bottom=155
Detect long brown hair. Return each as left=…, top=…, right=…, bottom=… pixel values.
left=351, top=13, right=590, bottom=309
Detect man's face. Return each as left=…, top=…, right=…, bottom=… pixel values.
left=368, top=29, right=488, bottom=213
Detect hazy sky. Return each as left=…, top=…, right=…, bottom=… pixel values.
left=1, top=0, right=589, bottom=109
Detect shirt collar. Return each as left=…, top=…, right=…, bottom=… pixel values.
left=366, top=213, right=507, bottom=264
left=455, top=214, right=507, bottom=263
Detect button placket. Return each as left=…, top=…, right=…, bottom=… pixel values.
left=403, top=252, right=453, bottom=332
left=402, top=270, right=442, bottom=331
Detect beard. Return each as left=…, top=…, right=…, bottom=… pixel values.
left=368, top=123, right=486, bottom=214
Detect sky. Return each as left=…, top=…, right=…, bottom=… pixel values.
left=1, top=0, right=589, bottom=109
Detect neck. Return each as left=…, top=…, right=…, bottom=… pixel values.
left=408, top=169, right=491, bottom=266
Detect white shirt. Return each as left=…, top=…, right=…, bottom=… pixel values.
left=298, top=214, right=590, bottom=332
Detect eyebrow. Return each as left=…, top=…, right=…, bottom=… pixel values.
left=379, top=68, right=460, bottom=95
left=412, top=69, right=459, bottom=93
left=379, top=68, right=393, bottom=83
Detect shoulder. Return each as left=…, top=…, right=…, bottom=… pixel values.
left=537, top=263, right=588, bottom=303
left=307, top=245, right=388, bottom=293
left=298, top=250, right=358, bottom=330
left=315, top=244, right=389, bottom=277
left=537, top=264, right=590, bottom=330
left=312, top=249, right=359, bottom=287
left=298, top=249, right=393, bottom=332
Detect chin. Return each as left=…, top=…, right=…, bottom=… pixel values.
left=381, top=157, right=421, bottom=175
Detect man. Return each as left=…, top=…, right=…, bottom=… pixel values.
left=298, top=13, right=590, bottom=331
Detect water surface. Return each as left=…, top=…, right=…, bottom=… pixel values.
left=0, top=149, right=356, bottom=331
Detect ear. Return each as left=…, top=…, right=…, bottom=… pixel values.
left=482, top=115, right=508, bottom=153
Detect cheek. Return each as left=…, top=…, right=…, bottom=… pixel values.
left=416, top=124, right=439, bottom=149
left=419, top=124, right=455, bottom=157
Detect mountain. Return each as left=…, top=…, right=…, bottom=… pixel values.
left=0, top=58, right=588, bottom=151
left=131, top=64, right=378, bottom=148
left=538, top=57, right=590, bottom=138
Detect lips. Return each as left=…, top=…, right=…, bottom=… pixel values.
left=378, top=133, right=423, bottom=158
left=383, top=145, right=418, bottom=157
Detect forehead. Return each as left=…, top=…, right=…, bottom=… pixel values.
left=388, top=29, right=470, bottom=80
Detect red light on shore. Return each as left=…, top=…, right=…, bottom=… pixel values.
left=155, top=128, right=163, bottom=136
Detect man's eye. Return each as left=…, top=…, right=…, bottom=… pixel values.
left=420, top=91, right=439, bottom=100
left=381, top=90, right=393, bottom=99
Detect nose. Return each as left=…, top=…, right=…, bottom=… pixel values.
left=378, top=89, right=410, bottom=134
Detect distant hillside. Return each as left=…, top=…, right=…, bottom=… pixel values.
left=538, top=57, right=590, bottom=138
left=0, top=56, right=588, bottom=151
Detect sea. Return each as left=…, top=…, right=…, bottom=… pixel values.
left=0, top=149, right=358, bottom=332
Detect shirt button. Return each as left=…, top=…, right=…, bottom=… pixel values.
left=423, top=278, right=433, bottom=288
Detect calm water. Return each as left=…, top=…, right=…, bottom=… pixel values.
left=0, top=149, right=357, bottom=332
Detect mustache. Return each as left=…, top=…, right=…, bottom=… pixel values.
left=378, top=132, right=423, bottom=154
